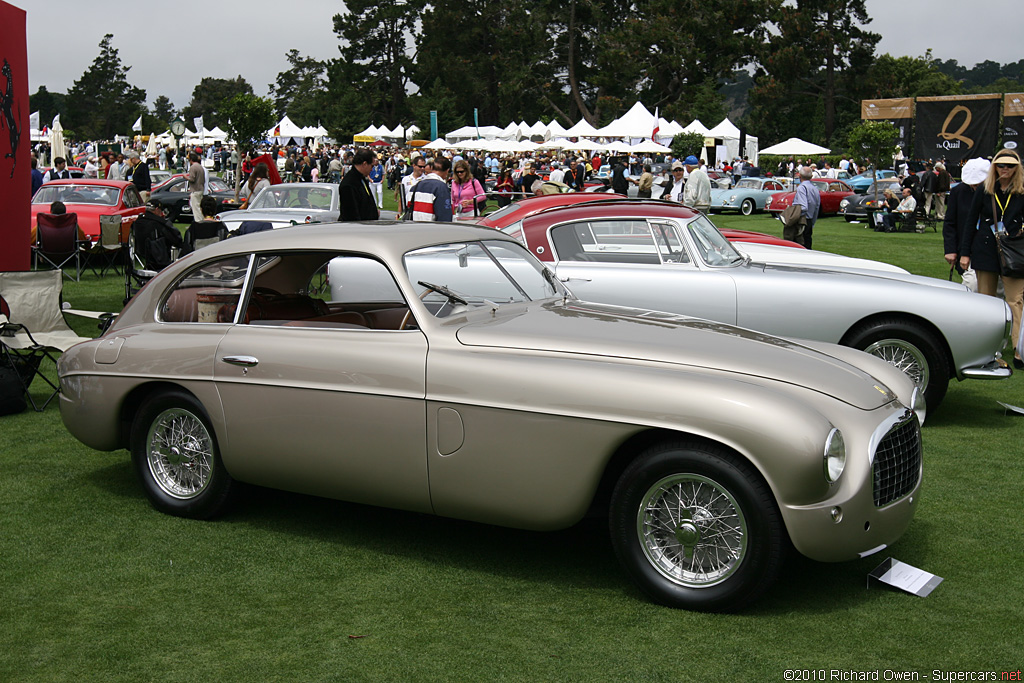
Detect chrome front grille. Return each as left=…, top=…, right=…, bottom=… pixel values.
left=873, top=415, right=922, bottom=507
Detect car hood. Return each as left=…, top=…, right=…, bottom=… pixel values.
left=455, top=301, right=896, bottom=410
left=738, top=242, right=908, bottom=273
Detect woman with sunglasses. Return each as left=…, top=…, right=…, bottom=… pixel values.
left=451, top=159, right=485, bottom=218
left=961, top=148, right=1024, bottom=368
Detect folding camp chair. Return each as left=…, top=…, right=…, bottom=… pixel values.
left=124, top=225, right=159, bottom=305
left=86, top=214, right=125, bottom=278
left=34, top=213, right=90, bottom=282
left=0, top=271, right=90, bottom=411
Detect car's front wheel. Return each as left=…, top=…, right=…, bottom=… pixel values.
left=609, top=441, right=784, bottom=612
left=843, top=318, right=950, bottom=410
left=131, top=390, right=234, bottom=519
left=740, top=198, right=755, bottom=216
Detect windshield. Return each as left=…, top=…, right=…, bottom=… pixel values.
left=735, top=179, right=760, bottom=190
left=483, top=200, right=524, bottom=224
left=250, top=185, right=334, bottom=211
left=685, top=215, right=743, bottom=266
left=403, top=240, right=565, bottom=316
left=33, top=184, right=119, bottom=206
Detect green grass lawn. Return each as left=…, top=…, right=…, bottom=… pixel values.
left=2, top=211, right=1022, bottom=681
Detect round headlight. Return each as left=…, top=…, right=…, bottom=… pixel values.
left=824, top=428, right=846, bottom=483
left=729, top=194, right=737, bottom=202
left=840, top=199, right=849, bottom=208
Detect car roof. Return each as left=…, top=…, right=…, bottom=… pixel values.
left=523, top=199, right=700, bottom=223
left=177, top=220, right=517, bottom=263
left=40, top=179, right=131, bottom=187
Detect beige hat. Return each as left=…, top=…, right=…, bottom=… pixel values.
left=992, top=148, right=1021, bottom=166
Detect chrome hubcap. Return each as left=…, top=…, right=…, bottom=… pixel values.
left=864, top=339, right=928, bottom=390
left=638, top=474, right=747, bottom=587
left=146, top=408, right=214, bottom=499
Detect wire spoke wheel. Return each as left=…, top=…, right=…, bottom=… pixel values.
left=863, top=338, right=928, bottom=390
left=146, top=407, right=215, bottom=499
left=638, top=473, right=747, bottom=587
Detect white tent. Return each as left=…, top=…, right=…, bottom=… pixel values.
left=563, top=118, right=602, bottom=138
left=681, top=119, right=710, bottom=136
left=758, top=137, right=831, bottom=156
left=627, top=140, right=673, bottom=154
left=705, top=117, right=759, bottom=164
left=547, top=120, right=568, bottom=138
left=595, top=101, right=658, bottom=139
left=268, top=116, right=306, bottom=140
left=423, top=138, right=453, bottom=150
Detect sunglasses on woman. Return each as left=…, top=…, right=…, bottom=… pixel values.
left=995, top=163, right=1016, bottom=169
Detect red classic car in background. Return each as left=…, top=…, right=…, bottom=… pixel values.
left=31, top=180, right=146, bottom=241
left=765, top=179, right=855, bottom=217
left=480, top=195, right=804, bottom=258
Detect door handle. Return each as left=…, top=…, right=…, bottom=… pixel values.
left=221, top=355, right=259, bottom=367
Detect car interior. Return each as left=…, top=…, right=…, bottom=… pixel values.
left=159, top=252, right=414, bottom=330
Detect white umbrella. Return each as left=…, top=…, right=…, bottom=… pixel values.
left=758, top=137, right=831, bottom=156
left=627, top=140, right=672, bottom=153
left=49, top=119, right=67, bottom=162
left=145, top=133, right=158, bottom=157
left=423, top=138, right=452, bottom=150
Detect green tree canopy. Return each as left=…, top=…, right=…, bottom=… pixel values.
left=64, top=34, right=146, bottom=140
left=269, top=50, right=329, bottom=123
left=181, top=77, right=253, bottom=128
left=749, top=0, right=879, bottom=146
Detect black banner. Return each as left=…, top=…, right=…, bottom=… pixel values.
left=914, top=95, right=1001, bottom=162
left=1004, top=93, right=1024, bottom=152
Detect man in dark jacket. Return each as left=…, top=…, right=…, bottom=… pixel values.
left=132, top=201, right=183, bottom=271
left=125, top=151, right=152, bottom=201
left=338, top=149, right=380, bottom=221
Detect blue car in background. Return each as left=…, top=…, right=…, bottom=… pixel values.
left=849, top=169, right=897, bottom=194
left=709, top=177, right=791, bottom=215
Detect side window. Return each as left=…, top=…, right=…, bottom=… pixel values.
left=651, top=222, right=690, bottom=264
left=243, top=251, right=409, bottom=331
left=766, top=182, right=781, bottom=191
left=160, top=255, right=252, bottom=323
left=551, top=221, right=660, bottom=264
left=168, top=180, right=187, bottom=194
left=124, top=186, right=142, bottom=208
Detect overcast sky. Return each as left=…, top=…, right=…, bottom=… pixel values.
left=8, top=0, right=1020, bottom=124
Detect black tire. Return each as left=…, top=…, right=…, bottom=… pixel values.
left=845, top=216, right=857, bottom=223
left=609, top=441, right=784, bottom=612
left=167, top=205, right=181, bottom=223
left=740, top=198, right=755, bottom=216
left=843, top=318, right=949, bottom=410
left=131, top=390, right=234, bottom=519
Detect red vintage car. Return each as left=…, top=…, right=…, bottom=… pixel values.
left=765, top=179, right=855, bottom=216
left=482, top=195, right=803, bottom=258
left=475, top=192, right=629, bottom=229
left=31, top=179, right=146, bottom=242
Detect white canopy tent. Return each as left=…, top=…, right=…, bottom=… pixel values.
left=595, top=101, right=658, bottom=140
left=681, top=119, right=710, bottom=136
left=268, top=116, right=306, bottom=141
left=422, top=138, right=453, bottom=150
left=758, top=137, right=831, bottom=156
left=705, top=117, right=759, bottom=165
left=562, top=119, right=601, bottom=138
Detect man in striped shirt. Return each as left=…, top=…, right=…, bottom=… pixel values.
left=410, top=157, right=453, bottom=222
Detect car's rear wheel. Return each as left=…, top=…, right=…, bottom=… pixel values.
left=131, top=390, right=234, bottom=519
left=740, top=199, right=755, bottom=216
left=843, top=318, right=950, bottom=410
left=609, top=441, right=784, bottom=612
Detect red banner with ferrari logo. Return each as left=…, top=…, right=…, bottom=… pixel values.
left=0, top=1, right=30, bottom=271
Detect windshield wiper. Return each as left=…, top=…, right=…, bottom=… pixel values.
left=417, top=281, right=469, bottom=305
